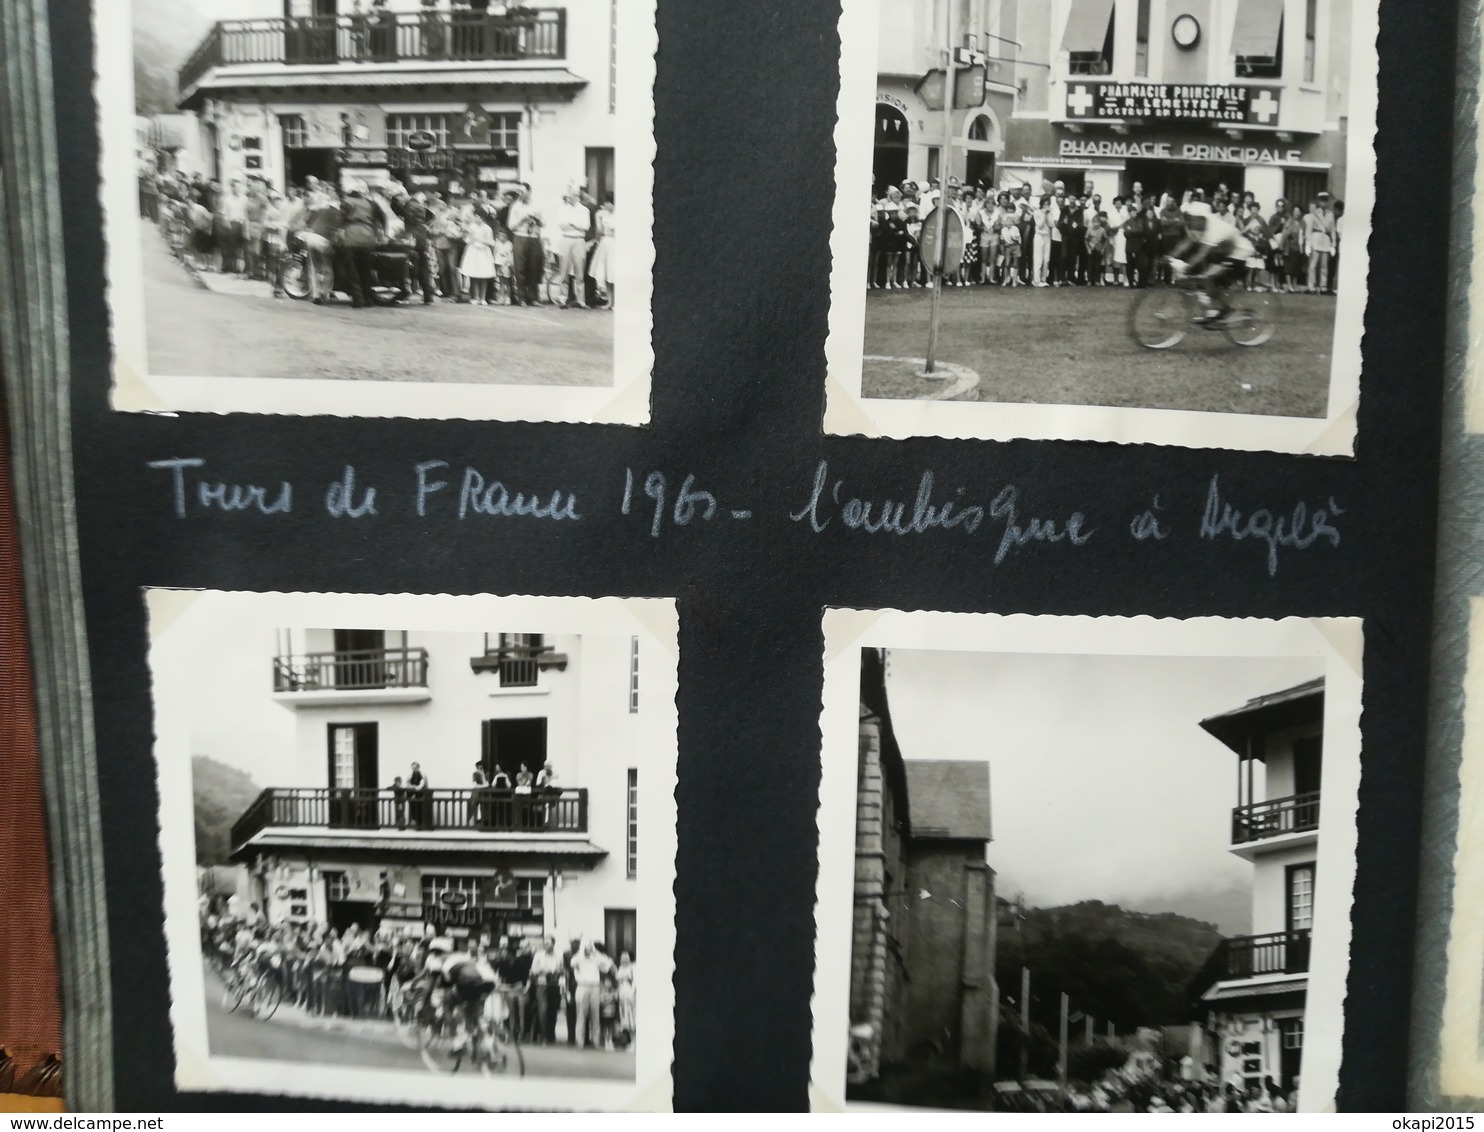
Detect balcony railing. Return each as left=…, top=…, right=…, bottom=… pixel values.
left=1231, top=791, right=1320, bottom=845
left=231, top=785, right=588, bottom=851
left=272, top=647, right=429, bottom=693
left=179, top=8, right=567, bottom=92
left=1217, top=929, right=1311, bottom=978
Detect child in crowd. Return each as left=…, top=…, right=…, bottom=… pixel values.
left=492, top=230, right=515, bottom=304
left=999, top=212, right=1022, bottom=286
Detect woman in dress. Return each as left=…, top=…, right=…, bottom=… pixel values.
left=588, top=199, right=615, bottom=309
left=458, top=205, right=497, bottom=305
left=1281, top=204, right=1306, bottom=293
left=1241, top=201, right=1270, bottom=290
left=1109, top=195, right=1129, bottom=286
left=616, top=952, right=636, bottom=1040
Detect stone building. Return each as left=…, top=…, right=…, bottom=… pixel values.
left=849, top=648, right=998, bottom=1087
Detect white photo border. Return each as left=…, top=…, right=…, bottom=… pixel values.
left=823, top=0, right=1378, bottom=455
left=97, top=0, right=656, bottom=424
left=808, top=610, right=1364, bottom=1113
left=148, top=589, right=678, bottom=1111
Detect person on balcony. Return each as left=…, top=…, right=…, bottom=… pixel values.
left=468, top=763, right=489, bottom=826
left=390, top=774, right=408, bottom=829
left=408, top=761, right=432, bottom=828
left=368, top=0, right=397, bottom=61
left=420, top=0, right=446, bottom=58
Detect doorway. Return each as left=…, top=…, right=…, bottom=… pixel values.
left=605, top=908, right=636, bottom=960
left=333, top=628, right=386, bottom=688
left=1277, top=1018, right=1303, bottom=1090
left=1292, top=735, right=1322, bottom=797
left=481, top=717, right=549, bottom=781
left=873, top=105, right=909, bottom=195
left=327, top=722, right=379, bottom=827
left=1123, top=159, right=1245, bottom=204
left=285, top=147, right=337, bottom=189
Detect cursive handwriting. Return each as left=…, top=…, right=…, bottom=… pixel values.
left=413, top=460, right=581, bottom=522
left=148, top=457, right=292, bottom=519
left=789, top=461, right=985, bottom=536
left=988, top=486, right=1095, bottom=565
left=1199, top=474, right=1342, bottom=576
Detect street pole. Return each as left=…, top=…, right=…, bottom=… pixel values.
left=924, top=0, right=957, bottom=375
left=1019, top=966, right=1030, bottom=1080
left=1058, top=992, right=1069, bottom=1087
left=1086, top=1015, right=1094, bottom=1045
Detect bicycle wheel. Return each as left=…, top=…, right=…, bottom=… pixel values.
left=223, top=973, right=247, bottom=1014
left=1128, top=286, right=1192, bottom=350
left=1223, top=287, right=1276, bottom=347
left=478, top=1020, right=525, bottom=1077
left=391, top=984, right=426, bottom=1049
left=280, top=253, right=312, bottom=300
left=252, top=976, right=282, bottom=1021
left=418, top=1019, right=474, bottom=1075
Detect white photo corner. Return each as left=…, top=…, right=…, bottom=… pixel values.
left=825, top=0, right=1376, bottom=455
left=810, top=611, right=1363, bottom=1114
left=102, top=0, right=656, bottom=423
left=149, top=590, right=677, bottom=1112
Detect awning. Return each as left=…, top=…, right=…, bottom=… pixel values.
left=1060, top=0, right=1116, bottom=54
left=185, top=67, right=587, bottom=97
left=1202, top=977, right=1306, bottom=1003
left=1231, top=0, right=1285, bottom=58
left=238, top=830, right=608, bottom=859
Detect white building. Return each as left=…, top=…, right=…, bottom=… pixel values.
left=228, top=627, right=641, bottom=958
left=1193, top=677, right=1321, bottom=1096
left=172, top=0, right=619, bottom=213
left=874, top=0, right=1352, bottom=209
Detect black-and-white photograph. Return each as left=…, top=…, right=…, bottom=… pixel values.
left=811, top=613, right=1361, bottom=1114
left=104, top=0, right=655, bottom=420
left=152, top=592, right=676, bottom=1110
left=826, top=0, right=1376, bottom=453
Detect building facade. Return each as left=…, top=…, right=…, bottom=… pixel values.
left=172, top=0, right=619, bottom=211
left=225, top=628, right=641, bottom=958
left=1191, top=678, right=1322, bottom=1095
left=849, top=649, right=998, bottom=1088
left=874, top=0, right=1351, bottom=209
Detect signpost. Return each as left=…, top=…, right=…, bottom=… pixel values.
left=917, top=206, right=964, bottom=276
left=922, top=0, right=958, bottom=376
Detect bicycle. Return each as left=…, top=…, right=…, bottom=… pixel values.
left=222, top=956, right=283, bottom=1021
left=1128, top=259, right=1276, bottom=350
left=415, top=983, right=525, bottom=1077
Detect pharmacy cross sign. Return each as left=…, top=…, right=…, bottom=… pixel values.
left=1249, top=89, right=1280, bottom=124
left=1068, top=85, right=1096, bottom=116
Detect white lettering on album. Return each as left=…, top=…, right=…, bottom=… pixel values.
left=143, top=459, right=1346, bottom=577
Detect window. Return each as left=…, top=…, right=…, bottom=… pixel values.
left=324, top=870, right=350, bottom=902
left=967, top=116, right=992, bottom=143
left=1279, top=1017, right=1304, bottom=1050
left=422, top=874, right=483, bottom=909
left=1063, top=0, right=1115, bottom=75
left=1304, top=0, right=1318, bottom=81
left=626, top=769, right=638, bottom=877
left=587, top=147, right=615, bottom=206
left=628, top=636, right=639, bottom=713
left=925, top=146, right=942, bottom=184
left=486, top=113, right=521, bottom=152
left=1233, top=0, right=1285, bottom=78
left=280, top=114, right=309, bottom=149
left=1288, top=863, right=1316, bottom=932
left=386, top=113, right=451, bottom=150
left=516, top=877, right=545, bottom=912
left=486, top=633, right=544, bottom=687
left=1134, top=0, right=1150, bottom=77
left=605, top=908, right=637, bottom=961
left=331, top=727, right=357, bottom=788
left=326, top=722, right=377, bottom=791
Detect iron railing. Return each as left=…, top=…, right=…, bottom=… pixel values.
left=272, top=647, right=429, bottom=692
left=180, top=8, right=567, bottom=92
left=1231, top=791, right=1320, bottom=845
left=230, top=785, right=588, bottom=851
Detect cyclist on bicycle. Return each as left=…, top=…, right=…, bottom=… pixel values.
left=428, top=940, right=499, bottom=1051
left=1167, top=199, right=1255, bottom=324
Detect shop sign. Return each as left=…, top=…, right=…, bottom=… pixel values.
left=1058, top=138, right=1305, bottom=165
left=1066, top=82, right=1281, bottom=126
left=406, top=129, right=438, bottom=152
left=877, top=92, right=910, bottom=113
left=917, top=65, right=987, bottom=112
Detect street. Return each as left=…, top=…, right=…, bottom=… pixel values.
left=140, top=227, right=614, bottom=386
left=861, top=285, right=1337, bottom=418
left=202, top=964, right=635, bottom=1082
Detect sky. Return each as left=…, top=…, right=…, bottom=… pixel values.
left=883, top=648, right=1323, bottom=932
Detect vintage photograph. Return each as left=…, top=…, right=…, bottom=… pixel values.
left=811, top=612, right=1362, bottom=1113
left=102, top=0, right=655, bottom=421
left=826, top=0, right=1377, bottom=453
left=151, top=592, right=677, bottom=1110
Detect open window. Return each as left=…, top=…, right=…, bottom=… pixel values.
left=1062, top=0, right=1114, bottom=76
left=1232, top=0, right=1285, bottom=78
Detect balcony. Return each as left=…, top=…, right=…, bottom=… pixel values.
left=1231, top=791, right=1320, bottom=850
left=1213, top=929, right=1311, bottom=979
left=179, top=8, right=567, bottom=93
left=231, top=785, right=589, bottom=855
left=272, top=646, right=431, bottom=706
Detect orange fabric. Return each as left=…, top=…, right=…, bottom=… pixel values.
left=0, top=396, right=64, bottom=1088
left=0, top=1094, right=64, bottom=1113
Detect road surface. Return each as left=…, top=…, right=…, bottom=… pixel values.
left=140, top=226, right=613, bottom=386
left=203, top=964, right=635, bottom=1081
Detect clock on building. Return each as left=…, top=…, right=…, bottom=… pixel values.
left=1172, top=14, right=1201, bottom=49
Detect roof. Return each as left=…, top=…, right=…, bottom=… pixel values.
left=183, top=67, right=586, bottom=102
left=236, top=830, right=607, bottom=860
left=1199, top=677, right=1324, bottom=757
left=1201, top=977, right=1307, bottom=1004
left=903, top=760, right=992, bottom=842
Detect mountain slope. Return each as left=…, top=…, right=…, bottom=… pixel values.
left=192, top=755, right=262, bottom=866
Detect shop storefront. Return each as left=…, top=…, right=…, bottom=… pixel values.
left=872, top=78, right=1017, bottom=196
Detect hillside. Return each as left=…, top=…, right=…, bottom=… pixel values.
left=192, top=755, right=262, bottom=866
left=134, top=0, right=212, bottom=114
left=997, top=899, right=1224, bottom=1035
